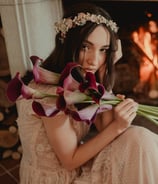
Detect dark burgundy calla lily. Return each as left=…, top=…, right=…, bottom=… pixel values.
left=79, top=72, right=105, bottom=103
left=66, top=103, right=99, bottom=124
left=79, top=72, right=97, bottom=92
left=56, top=95, right=66, bottom=111
left=6, top=72, right=23, bottom=102
left=30, top=55, right=43, bottom=65
left=30, top=56, right=42, bottom=84
left=91, top=83, right=105, bottom=103
left=59, top=62, right=81, bottom=86
left=32, top=101, right=60, bottom=117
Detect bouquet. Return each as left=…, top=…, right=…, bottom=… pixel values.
left=7, top=56, right=158, bottom=125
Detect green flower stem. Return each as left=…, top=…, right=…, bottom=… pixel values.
left=138, top=106, right=158, bottom=116
left=139, top=104, right=158, bottom=111
left=101, top=99, right=120, bottom=106
left=83, top=98, right=158, bottom=125
left=43, top=94, right=58, bottom=98
left=137, top=110, right=158, bottom=125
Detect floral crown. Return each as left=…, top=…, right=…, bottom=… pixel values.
left=54, top=12, right=119, bottom=41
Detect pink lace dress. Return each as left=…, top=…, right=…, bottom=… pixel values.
left=17, top=82, right=158, bottom=184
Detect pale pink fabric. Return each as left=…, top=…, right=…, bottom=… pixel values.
left=17, top=83, right=158, bottom=184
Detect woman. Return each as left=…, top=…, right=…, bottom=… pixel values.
left=15, top=2, right=158, bottom=184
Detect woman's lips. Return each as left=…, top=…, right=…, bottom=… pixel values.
left=84, top=68, right=96, bottom=73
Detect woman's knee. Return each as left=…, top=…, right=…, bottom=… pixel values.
left=121, top=126, right=155, bottom=147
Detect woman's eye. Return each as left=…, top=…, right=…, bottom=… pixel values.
left=81, top=44, right=89, bottom=51
left=100, top=48, right=109, bottom=53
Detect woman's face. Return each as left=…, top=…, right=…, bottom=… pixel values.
left=78, top=25, right=110, bottom=74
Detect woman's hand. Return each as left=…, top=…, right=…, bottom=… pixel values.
left=113, top=98, right=138, bottom=132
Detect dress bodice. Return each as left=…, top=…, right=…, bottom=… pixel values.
left=16, top=82, right=90, bottom=183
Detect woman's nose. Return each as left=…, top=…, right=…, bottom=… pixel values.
left=87, top=51, right=98, bottom=65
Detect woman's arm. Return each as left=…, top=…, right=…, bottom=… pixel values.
left=42, top=98, right=138, bottom=171
left=42, top=113, right=122, bottom=171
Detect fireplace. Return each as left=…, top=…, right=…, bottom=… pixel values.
left=63, top=0, right=158, bottom=105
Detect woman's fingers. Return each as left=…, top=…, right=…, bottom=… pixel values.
left=116, top=94, right=125, bottom=100
left=114, top=98, right=138, bottom=125
left=115, top=98, right=136, bottom=112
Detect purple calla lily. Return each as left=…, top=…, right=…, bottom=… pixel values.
left=66, top=103, right=99, bottom=124
left=30, top=56, right=60, bottom=85
left=68, top=101, right=113, bottom=124
left=62, top=72, right=80, bottom=91
left=21, top=84, right=36, bottom=99
left=21, top=84, right=52, bottom=99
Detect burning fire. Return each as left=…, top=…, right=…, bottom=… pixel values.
left=131, top=20, right=158, bottom=99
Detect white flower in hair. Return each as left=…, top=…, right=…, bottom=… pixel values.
left=74, top=13, right=87, bottom=25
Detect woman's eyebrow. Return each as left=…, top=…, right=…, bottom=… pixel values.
left=83, top=40, right=110, bottom=48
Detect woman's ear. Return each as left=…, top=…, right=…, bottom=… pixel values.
left=113, top=39, right=122, bottom=63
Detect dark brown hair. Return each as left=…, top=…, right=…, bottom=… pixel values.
left=42, top=2, right=119, bottom=91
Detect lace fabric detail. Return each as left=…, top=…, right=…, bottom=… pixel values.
left=91, top=145, right=112, bottom=184
left=35, top=125, right=61, bottom=170
left=75, top=145, right=112, bottom=184
left=18, top=103, right=79, bottom=183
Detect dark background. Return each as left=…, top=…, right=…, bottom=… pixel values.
left=62, top=0, right=158, bottom=31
